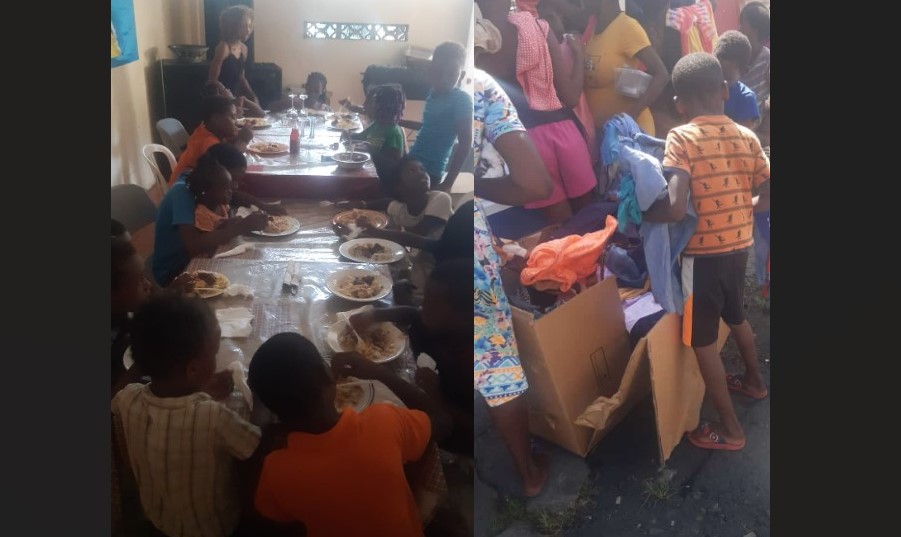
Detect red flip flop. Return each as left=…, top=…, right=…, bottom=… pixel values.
left=686, top=422, right=746, bottom=452
left=726, top=375, right=768, bottom=400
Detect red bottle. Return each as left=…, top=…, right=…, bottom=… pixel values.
left=290, top=127, right=300, bottom=156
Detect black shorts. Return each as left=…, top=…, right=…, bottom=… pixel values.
left=682, top=250, right=749, bottom=347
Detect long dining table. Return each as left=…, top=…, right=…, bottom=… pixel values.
left=185, top=200, right=413, bottom=373
left=181, top=199, right=446, bottom=520
left=239, top=112, right=382, bottom=200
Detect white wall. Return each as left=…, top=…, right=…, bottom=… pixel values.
left=254, top=0, right=473, bottom=116
left=111, top=0, right=203, bottom=188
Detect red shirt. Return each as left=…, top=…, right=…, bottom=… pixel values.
left=169, top=123, right=222, bottom=185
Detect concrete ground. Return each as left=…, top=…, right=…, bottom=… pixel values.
left=475, top=270, right=770, bottom=537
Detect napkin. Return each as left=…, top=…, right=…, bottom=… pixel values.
left=215, top=307, right=254, bottom=338
left=226, top=361, right=253, bottom=410
left=417, top=352, right=437, bottom=371
left=214, top=243, right=254, bottom=258
left=223, top=284, right=254, bottom=298
left=235, top=206, right=257, bottom=219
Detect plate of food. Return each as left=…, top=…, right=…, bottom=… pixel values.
left=339, top=239, right=406, bottom=264
left=329, top=114, right=363, bottom=131
left=236, top=117, right=272, bottom=129
left=184, top=270, right=230, bottom=298
left=250, top=215, right=301, bottom=237
left=247, top=141, right=289, bottom=155
left=325, top=268, right=392, bottom=302
left=332, top=209, right=389, bottom=230
left=334, top=379, right=375, bottom=412
left=327, top=317, right=406, bottom=363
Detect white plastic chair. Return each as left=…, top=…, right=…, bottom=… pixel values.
left=142, top=144, right=176, bottom=198
left=156, top=118, right=189, bottom=159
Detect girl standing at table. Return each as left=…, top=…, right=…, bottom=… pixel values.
left=209, top=5, right=259, bottom=104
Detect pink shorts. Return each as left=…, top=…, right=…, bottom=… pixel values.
left=524, top=119, right=598, bottom=210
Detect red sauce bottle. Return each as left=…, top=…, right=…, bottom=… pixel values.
left=290, top=127, right=300, bottom=156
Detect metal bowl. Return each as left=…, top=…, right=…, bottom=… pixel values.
left=169, top=44, right=209, bottom=63
left=333, top=151, right=371, bottom=170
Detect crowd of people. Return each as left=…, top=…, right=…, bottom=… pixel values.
left=472, top=0, right=770, bottom=496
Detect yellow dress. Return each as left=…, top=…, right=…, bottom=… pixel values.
left=584, top=13, right=655, bottom=135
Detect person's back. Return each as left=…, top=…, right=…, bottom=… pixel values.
left=666, top=117, right=767, bottom=256
left=153, top=178, right=195, bottom=284
left=248, top=333, right=444, bottom=537
left=111, top=294, right=261, bottom=537
left=256, top=404, right=428, bottom=537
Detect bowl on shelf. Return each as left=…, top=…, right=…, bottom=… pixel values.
left=169, top=44, right=209, bottom=63
left=332, top=151, right=371, bottom=170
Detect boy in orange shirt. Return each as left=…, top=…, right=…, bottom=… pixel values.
left=169, top=96, right=254, bottom=185
left=643, top=53, right=770, bottom=451
left=247, top=334, right=451, bottom=537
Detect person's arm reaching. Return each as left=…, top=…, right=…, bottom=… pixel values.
left=331, top=353, right=452, bottom=443
left=230, top=190, right=287, bottom=215
left=177, top=212, right=269, bottom=257
left=475, top=130, right=553, bottom=206
left=360, top=227, right=436, bottom=251
left=642, top=168, right=690, bottom=223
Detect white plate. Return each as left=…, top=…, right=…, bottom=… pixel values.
left=236, top=117, right=273, bottom=129
left=339, top=239, right=406, bottom=264
left=251, top=216, right=301, bottom=237
left=325, top=268, right=392, bottom=302
left=334, top=380, right=375, bottom=412
left=326, top=316, right=406, bottom=363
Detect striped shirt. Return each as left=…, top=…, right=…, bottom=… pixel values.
left=739, top=46, right=770, bottom=114
left=662, top=116, right=770, bottom=256
left=111, top=384, right=261, bottom=537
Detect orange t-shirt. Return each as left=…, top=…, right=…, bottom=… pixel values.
left=194, top=204, right=229, bottom=232
left=662, top=116, right=770, bottom=256
left=168, top=123, right=222, bottom=185
left=254, top=405, right=431, bottom=537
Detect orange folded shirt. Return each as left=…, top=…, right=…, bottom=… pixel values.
left=520, top=215, right=618, bottom=293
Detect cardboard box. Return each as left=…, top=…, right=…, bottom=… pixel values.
left=512, top=276, right=729, bottom=461
left=512, top=277, right=632, bottom=457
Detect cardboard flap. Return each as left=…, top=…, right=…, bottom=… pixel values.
left=648, top=316, right=730, bottom=463
left=576, top=339, right=651, bottom=430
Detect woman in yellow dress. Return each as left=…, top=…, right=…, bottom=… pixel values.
left=583, top=0, right=669, bottom=135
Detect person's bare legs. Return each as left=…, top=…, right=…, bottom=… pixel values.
left=692, top=343, right=744, bottom=443
left=728, top=320, right=766, bottom=393
left=487, top=395, right=549, bottom=497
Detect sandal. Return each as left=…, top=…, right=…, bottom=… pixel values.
left=726, top=375, right=768, bottom=400
left=686, top=422, right=746, bottom=451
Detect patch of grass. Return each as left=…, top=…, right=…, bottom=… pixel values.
left=641, top=477, right=676, bottom=508
left=532, top=508, right=569, bottom=535
left=487, top=497, right=527, bottom=536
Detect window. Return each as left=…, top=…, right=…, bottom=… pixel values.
left=304, top=22, right=409, bottom=42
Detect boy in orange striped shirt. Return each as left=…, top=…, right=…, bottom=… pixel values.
left=644, top=53, right=770, bottom=452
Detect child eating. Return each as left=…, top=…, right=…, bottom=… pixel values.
left=169, top=96, right=254, bottom=186
left=111, top=293, right=261, bottom=537
left=348, top=258, right=474, bottom=457
left=247, top=333, right=450, bottom=537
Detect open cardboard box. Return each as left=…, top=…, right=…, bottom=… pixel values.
left=511, top=276, right=729, bottom=461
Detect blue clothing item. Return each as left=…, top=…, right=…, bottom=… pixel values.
left=639, top=197, right=698, bottom=314
left=409, top=87, right=473, bottom=184
left=605, top=245, right=648, bottom=289
left=724, top=81, right=759, bottom=124
left=152, top=179, right=196, bottom=285
left=752, top=210, right=770, bottom=286
left=620, top=145, right=667, bottom=211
